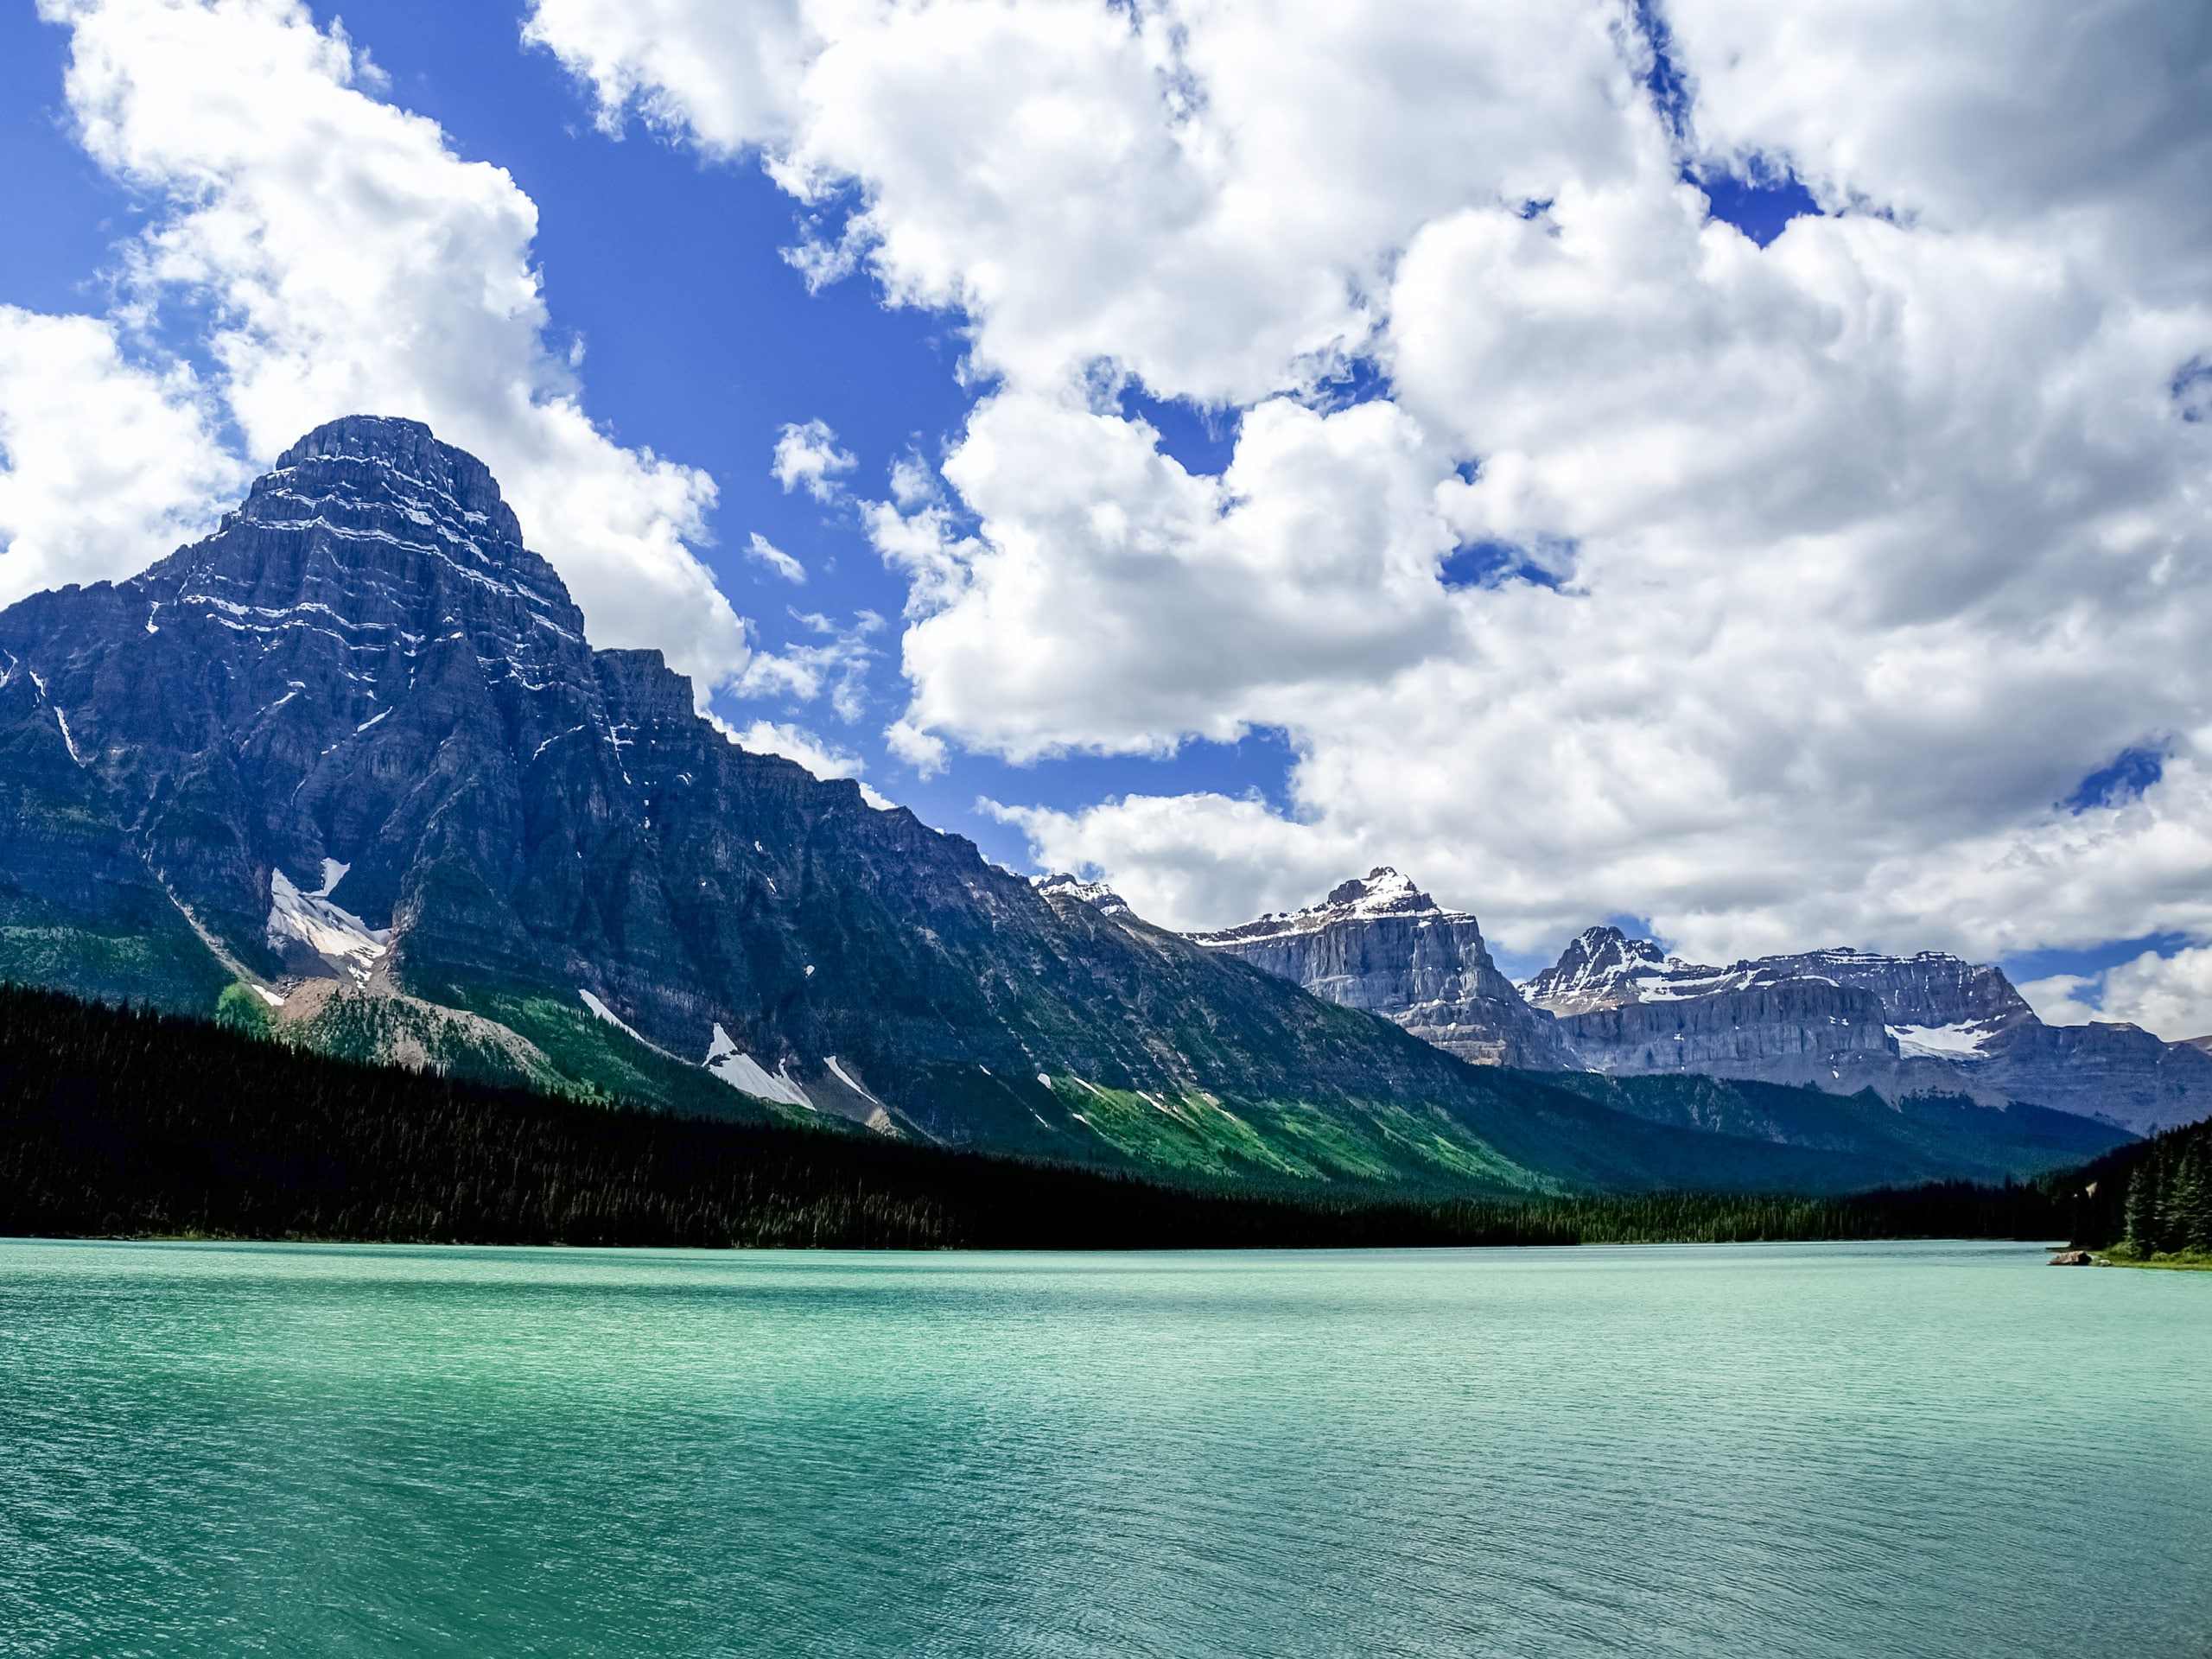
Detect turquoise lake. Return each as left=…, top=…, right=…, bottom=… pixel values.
left=0, top=1238, right=2206, bottom=1656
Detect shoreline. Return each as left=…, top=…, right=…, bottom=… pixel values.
left=2095, top=1249, right=2212, bottom=1272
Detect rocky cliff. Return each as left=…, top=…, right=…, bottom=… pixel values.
left=0, top=417, right=2136, bottom=1188
left=1522, top=926, right=2212, bottom=1134
left=16, top=416, right=2082, bottom=1195
left=1191, top=869, right=1571, bottom=1068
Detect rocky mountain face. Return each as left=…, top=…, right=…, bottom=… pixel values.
left=1193, top=871, right=2209, bottom=1136
left=8, top=416, right=2110, bottom=1194
left=1192, top=869, right=1570, bottom=1068
left=1522, top=926, right=2212, bottom=1135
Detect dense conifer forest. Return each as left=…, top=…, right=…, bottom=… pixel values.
left=2060, top=1113, right=2212, bottom=1265
left=0, top=982, right=2091, bottom=1249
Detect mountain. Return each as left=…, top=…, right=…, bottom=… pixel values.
left=1191, top=868, right=1570, bottom=1068
left=3, top=415, right=2115, bottom=1196
left=1191, top=867, right=2210, bottom=1136
left=1522, top=926, right=2212, bottom=1135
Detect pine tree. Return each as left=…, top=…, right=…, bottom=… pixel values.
left=2122, top=1160, right=2161, bottom=1257
left=2171, top=1141, right=2212, bottom=1255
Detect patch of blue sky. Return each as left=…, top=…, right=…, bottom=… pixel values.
left=1121, top=386, right=1240, bottom=477
left=2064, top=745, right=2164, bottom=813
left=1630, top=0, right=1694, bottom=141
left=1487, top=944, right=1555, bottom=981
left=1694, top=164, right=1821, bottom=248
left=896, top=728, right=1304, bottom=874
left=1997, top=932, right=2196, bottom=1007
left=0, top=16, right=134, bottom=316
left=1440, top=537, right=1573, bottom=592
left=1303, top=354, right=1392, bottom=412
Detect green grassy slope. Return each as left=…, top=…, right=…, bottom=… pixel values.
left=0, top=982, right=2075, bottom=1249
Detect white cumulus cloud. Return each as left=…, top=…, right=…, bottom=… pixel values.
left=2023, top=946, right=2212, bottom=1044
left=0, top=307, right=245, bottom=607
left=2100, top=950, right=2212, bottom=1041
left=459, top=0, right=2212, bottom=953
left=730, top=717, right=863, bottom=778
left=772, top=417, right=857, bottom=502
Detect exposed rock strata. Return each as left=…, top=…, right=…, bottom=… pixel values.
left=0, top=416, right=1815, bottom=1191
left=1523, top=925, right=2212, bottom=1135
left=0, top=416, right=2145, bottom=1184
left=1192, top=869, right=1570, bottom=1069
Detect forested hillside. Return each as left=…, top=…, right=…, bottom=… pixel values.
left=2063, top=1114, right=2212, bottom=1264
left=0, top=982, right=2081, bottom=1249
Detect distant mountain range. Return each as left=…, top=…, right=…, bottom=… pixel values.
left=0, top=417, right=2134, bottom=1196
left=1197, top=870, right=2212, bottom=1135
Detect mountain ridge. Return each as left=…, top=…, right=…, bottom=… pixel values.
left=1192, top=868, right=1570, bottom=1069
left=1521, top=924, right=2212, bottom=1134
left=0, top=416, right=2135, bottom=1191
left=1191, top=874, right=2210, bottom=1135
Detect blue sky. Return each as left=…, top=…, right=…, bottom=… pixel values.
left=3, top=0, right=2210, bottom=1027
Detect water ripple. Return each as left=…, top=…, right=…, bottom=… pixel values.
left=0, top=1240, right=2206, bottom=1657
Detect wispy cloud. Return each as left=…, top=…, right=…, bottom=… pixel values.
left=745, top=531, right=806, bottom=583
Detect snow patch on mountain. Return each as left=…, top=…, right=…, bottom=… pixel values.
left=578, top=988, right=644, bottom=1040
left=1192, top=867, right=1444, bottom=946
left=1033, top=871, right=1132, bottom=917
left=53, top=709, right=86, bottom=765
left=266, top=868, right=391, bottom=982
left=705, top=1023, right=813, bottom=1109
left=823, top=1055, right=884, bottom=1105
left=1889, top=1020, right=2002, bottom=1059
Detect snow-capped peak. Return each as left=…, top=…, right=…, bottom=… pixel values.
left=1033, top=871, right=1132, bottom=917
left=1188, top=867, right=1463, bottom=947
left=1520, top=925, right=1695, bottom=1015
left=1319, top=867, right=1438, bottom=918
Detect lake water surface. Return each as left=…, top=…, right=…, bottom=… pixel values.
left=1, top=1238, right=2206, bottom=1657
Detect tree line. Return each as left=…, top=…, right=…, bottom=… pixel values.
left=0, top=982, right=2088, bottom=1250
left=2054, top=1111, right=2212, bottom=1262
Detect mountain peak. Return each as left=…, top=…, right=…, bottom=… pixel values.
left=1033, top=872, right=1132, bottom=917
left=263, top=414, right=524, bottom=551
left=145, top=414, right=573, bottom=641
left=1191, top=868, right=1449, bottom=944
left=1522, top=925, right=1676, bottom=1015
left=1188, top=868, right=1572, bottom=1069
left=278, top=413, right=438, bottom=464
left=1320, top=867, right=1437, bottom=917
